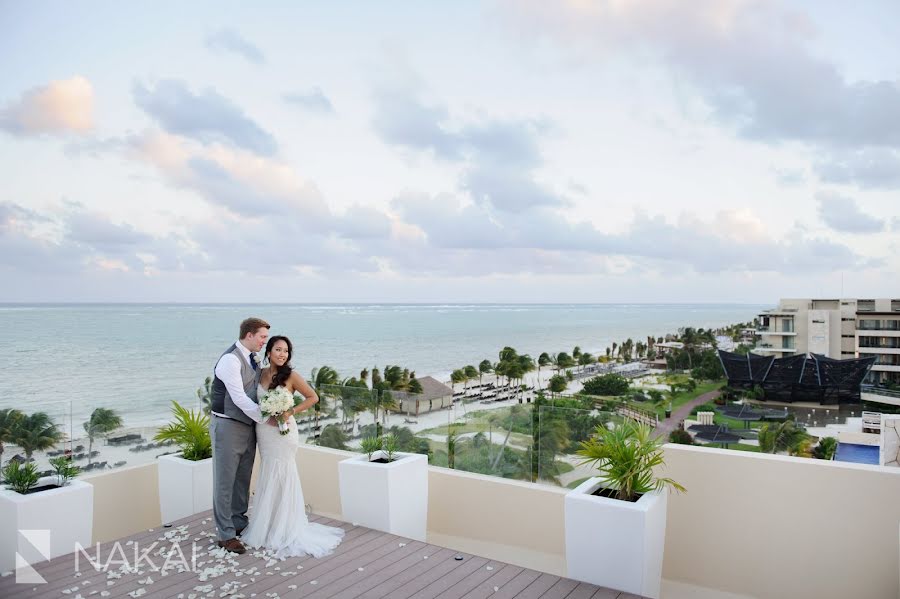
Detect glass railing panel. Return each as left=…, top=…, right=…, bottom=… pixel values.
left=312, top=384, right=376, bottom=450
left=435, top=380, right=534, bottom=480
left=536, top=399, right=621, bottom=489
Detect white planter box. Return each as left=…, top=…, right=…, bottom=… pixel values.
left=157, top=453, right=213, bottom=524
left=0, top=478, right=93, bottom=573
left=564, top=477, right=667, bottom=599
left=338, top=451, right=427, bottom=541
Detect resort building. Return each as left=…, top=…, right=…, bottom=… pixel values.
left=758, top=298, right=900, bottom=369
left=397, top=375, right=454, bottom=415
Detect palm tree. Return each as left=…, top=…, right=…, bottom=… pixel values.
left=197, top=376, right=213, bottom=414
left=371, top=367, right=382, bottom=388
left=0, top=408, right=25, bottom=464
left=578, top=352, right=594, bottom=372
left=310, top=366, right=340, bottom=432
left=478, top=359, right=493, bottom=387
left=572, top=346, right=582, bottom=363
left=83, top=408, right=122, bottom=465
left=450, top=369, right=465, bottom=392
left=537, top=353, right=550, bottom=387
left=360, top=368, right=369, bottom=387
left=12, top=412, right=64, bottom=459
left=310, top=365, right=340, bottom=390
left=464, top=365, right=479, bottom=393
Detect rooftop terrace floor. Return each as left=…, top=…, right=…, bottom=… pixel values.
left=1, top=509, right=642, bottom=599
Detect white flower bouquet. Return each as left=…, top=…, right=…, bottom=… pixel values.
left=259, top=387, right=295, bottom=435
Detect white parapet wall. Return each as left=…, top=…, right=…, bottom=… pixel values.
left=76, top=443, right=900, bottom=599
left=661, top=444, right=900, bottom=599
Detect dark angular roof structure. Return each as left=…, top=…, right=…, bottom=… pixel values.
left=718, top=350, right=876, bottom=405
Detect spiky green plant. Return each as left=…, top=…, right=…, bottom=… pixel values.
left=2, top=460, right=40, bottom=494
left=360, top=435, right=382, bottom=461
left=382, top=433, right=398, bottom=463
left=577, top=420, right=685, bottom=502
left=49, top=456, right=80, bottom=487
left=154, top=401, right=211, bottom=461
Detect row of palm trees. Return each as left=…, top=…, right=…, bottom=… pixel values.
left=0, top=407, right=122, bottom=465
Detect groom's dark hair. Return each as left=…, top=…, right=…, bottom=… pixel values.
left=239, top=317, right=270, bottom=339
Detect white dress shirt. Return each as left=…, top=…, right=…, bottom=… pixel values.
left=212, top=341, right=263, bottom=423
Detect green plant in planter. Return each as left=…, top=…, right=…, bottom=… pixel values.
left=360, top=436, right=382, bottom=461
left=382, top=434, right=398, bottom=462
left=154, top=401, right=211, bottom=461
left=2, top=460, right=41, bottom=494
left=49, top=456, right=80, bottom=487
left=577, top=420, right=685, bottom=502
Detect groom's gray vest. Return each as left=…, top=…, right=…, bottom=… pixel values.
left=210, top=344, right=259, bottom=425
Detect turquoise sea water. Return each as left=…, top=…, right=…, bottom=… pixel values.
left=0, top=303, right=763, bottom=427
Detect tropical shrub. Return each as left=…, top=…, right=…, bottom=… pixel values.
left=577, top=421, right=685, bottom=501
left=582, top=373, right=630, bottom=396
left=154, top=401, right=211, bottom=461
left=668, top=429, right=694, bottom=445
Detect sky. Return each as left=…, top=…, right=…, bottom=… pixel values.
left=0, top=0, right=898, bottom=303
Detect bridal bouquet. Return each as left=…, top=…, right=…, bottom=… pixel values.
left=260, top=387, right=295, bottom=435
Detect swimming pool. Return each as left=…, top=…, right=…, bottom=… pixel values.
left=834, top=443, right=879, bottom=465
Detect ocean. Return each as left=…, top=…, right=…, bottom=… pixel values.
left=0, top=303, right=763, bottom=428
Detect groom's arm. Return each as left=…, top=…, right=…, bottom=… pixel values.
left=214, top=354, right=263, bottom=423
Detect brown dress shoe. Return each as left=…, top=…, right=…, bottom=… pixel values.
left=217, top=538, right=246, bottom=554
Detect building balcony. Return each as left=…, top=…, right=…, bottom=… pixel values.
left=755, top=345, right=796, bottom=353
left=3, top=445, right=899, bottom=599
left=758, top=330, right=796, bottom=336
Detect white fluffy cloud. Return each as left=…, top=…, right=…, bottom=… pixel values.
left=0, top=76, right=94, bottom=136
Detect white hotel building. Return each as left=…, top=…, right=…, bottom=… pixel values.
left=757, top=298, right=900, bottom=387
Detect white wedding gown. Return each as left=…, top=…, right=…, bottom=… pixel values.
left=240, top=384, right=344, bottom=559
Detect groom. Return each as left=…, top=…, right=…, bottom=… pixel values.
left=209, top=317, right=270, bottom=554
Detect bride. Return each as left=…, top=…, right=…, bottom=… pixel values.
left=240, top=335, right=344, bottom=559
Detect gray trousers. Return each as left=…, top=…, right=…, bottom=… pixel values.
left=210, top=415, right=256, bottom=541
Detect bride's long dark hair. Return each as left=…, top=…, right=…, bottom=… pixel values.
left=265, top=335, right=294, bottom=390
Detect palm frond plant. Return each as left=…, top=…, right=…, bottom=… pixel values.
left=83, top=407, right=122, bottom=465
left=576, top=420, right=685, bottom=502
left=382, top=434, right=399, bottom=462
left=2, top=460, right=41, bottom=494
left=812, top=436, right=838, bottom=460
left=49, top=456, right=80, bottom=487
left=154, top=401, right=211, bottom=461
left=360, top=435, right=382, bottom=461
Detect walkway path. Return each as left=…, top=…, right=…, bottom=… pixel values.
left=653, top=388, right=722, bottom=440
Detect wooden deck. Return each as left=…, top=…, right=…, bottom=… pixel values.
left=0, top=510, right=643, bottom=599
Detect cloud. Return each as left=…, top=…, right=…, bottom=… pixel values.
left=816, top=192, right=885, bottom=234
left=390, top=191, right=870, bottom=276
left=283, top=88, right=335, bottom=114
left=372, top=80, right=563, bottom=212
left=133, top=79, right=277, bottom=156
left=814, top=149, right=900, bottom=189
left=205, top=29, right=265, bottom=65
left=371, top=85, right=462, bottom=160
left=501, top=1, right=900, bottom=150
left=0, top=76, right=94, bottom=136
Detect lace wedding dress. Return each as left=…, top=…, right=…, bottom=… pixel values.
left=240, top=384, right=344, bottom=559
